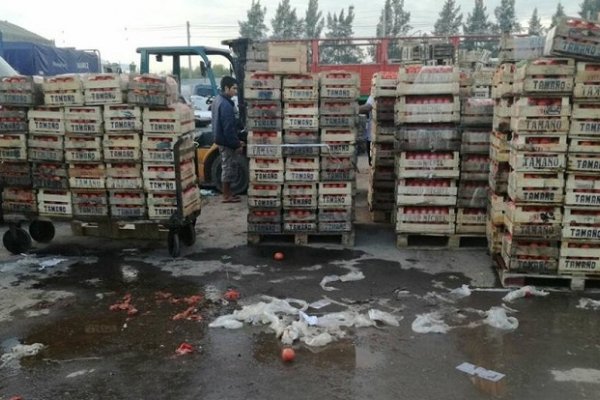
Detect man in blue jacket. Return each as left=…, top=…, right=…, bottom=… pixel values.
left=212, top=76, right=243, bottom=203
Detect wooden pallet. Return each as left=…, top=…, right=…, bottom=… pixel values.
left=494, top=255, right=600, bottom=291
left=247, top=230, right=355, bottom=246
left=71, top=220, right=169, bottom=240
left=396, top=233, right=487, bottom=249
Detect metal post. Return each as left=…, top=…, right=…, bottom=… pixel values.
left=187, top=21, right=192, bottom=80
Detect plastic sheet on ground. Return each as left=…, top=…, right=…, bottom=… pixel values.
left=1, top=343, right=45, bottom=368
left=449, top=285, right=472, bottom=299
left=483, top=307, right=519, bottom=330
left=320, top=271, right=365, bottom=291
left=411, top=312, right=451, bottom=334
left=577, top=298, right=600, bottom=310
left=209, top=296, right=401, bottom=347
left=502, top=286, right=548, bottom=302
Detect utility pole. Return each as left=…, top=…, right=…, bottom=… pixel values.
left=186, top=21, right=192, bottom=79
left=382, top=6, right=387, bottom=37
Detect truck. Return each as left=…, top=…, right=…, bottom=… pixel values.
left=0, top=33, right=100, bottom=75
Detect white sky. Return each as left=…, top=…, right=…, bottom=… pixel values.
left=1, top=0, right=580, bottom=65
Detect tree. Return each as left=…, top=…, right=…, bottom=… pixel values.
left=434, top=0, right=463, bottom=36
left=321, top=6, right=364, bottom=64
left=551, top=2, right=566, bottom=28
left=528, top=8, right=544, bottom=35
left=579, top=0, right=600, bottom=19
left=271, top=0, right=304, bottom=39
left=494, top=0, right=521, bottom=34
left=304, top=0, right=325, bottom=39
left=374, top=0, right=411, bottom=60
left=462, top=0, right=493, bottom=50
left=239, top=0, right=268, bottom=40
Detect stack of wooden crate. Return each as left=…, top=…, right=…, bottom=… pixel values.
left=369, top=71, right=397, bottom=222
left=488, top=64, right=516, bottom=255
left=0, top=93, right=35, bottom=219
left=503, top=58, right=574, bottom=274
left=459, top=97, right=494, bottom=234
left=394, top=65, right=461, bottom=242
left=246, top=72, right=284, bottom=234
left=318, top=71, right=359, bottom=234
left=499, top=36, right=545, bottom=63
left=545, top=17, right=600, bottom=61
left=561, top=62, right=600, bottom=275
left=282, top=73, right=320, bottom=233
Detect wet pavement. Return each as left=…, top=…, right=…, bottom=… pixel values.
left=1, top=239, right=600, bottom=400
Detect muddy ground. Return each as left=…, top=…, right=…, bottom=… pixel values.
left=1, top=156, right=599, bottom=400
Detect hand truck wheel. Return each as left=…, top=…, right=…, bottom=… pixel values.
left=29, top=220, right=56, bottom=243
left=168, top=229, right=181, bottom=258
left=3, top=226, right=33, bottom=255
left=179, top=222, right=196, bottom=247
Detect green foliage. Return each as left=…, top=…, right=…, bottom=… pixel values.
left=321, top=6, right=364, bottom=64
left=494, top=0, right=521, bottom=34
left=271, top=0, right=304, bottom=39
left=434, top=0, right=463, bottom=36
left=304, top=0, right=325, bottom=38
left=239, top=0, right=268, bottom=40
left=579, top=0, right=600, bottom=19
left=463, top=0, right=493, bottom=50
left=551, top=2, right=566, bottom=28
left=374, top=0, right=411, bottom=60
left=528, top=8, right=544, bottom=35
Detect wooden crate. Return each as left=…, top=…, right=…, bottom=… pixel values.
left=283, top=183, right=317, bottom=197
left=142, top=105, right=194, bottom=135
left=37, top=189, right=73, bottom=217
left=247, top=117, right=283, bottom=131
left=28, top=107, right=65, bottom=135
left=489, top=193, right=507, bottom=225
left=501, top=252, right=558, bottom=274
left=321, top=169, right=355, bottom=182
left=246, top=101, right=283, bottom=119
left=28, top=134, right=64, bottom=162
left=285, top=156, right=319, bottom=170
left=267, top=42, right=308, bottom=74
left=283, top=209, right=317, bottom=223
left=512, top=96, right=570, bottom=118
left=320, top=71, right=360, bottom=86
left=249, top=183, right=282, bottom=197
left=559, top=241, right=600, bottom=275
left=514, top=57, right=575, bottom=78
left=456, top=208, right=487, bottom=234
left=44, top=90, right=84, bottom=107
left=282, top=74, right=319, bottom=88
left=318, top=193, right=353, bottom=208
left=508, top=171, right=565, bottom=204
left=570, top=119, right=600, bottom=137
left=510, top=133, right=567, bottom=153
left=396, top=151, right=460, bottom=179
left=0, top=107, right=28, bottom=132
left=371, top=124, right=396, bottom=144
left=283, top=101, right=318, bottom=116
left=320, top=156, right=354, bottom=170
left=318, top=208, right=353, bottom=222
left=396, top=179, right=457, bottom=206
left=32, top=163, right=68, bottom=190
left=247, top=223, right=282, bottom=235
left=489, top=161, right=510, bottom=194
left=545, top=18, right=600, bottom=61
left=284, top=130, right=319, bottom=144
left=568, top=154, right=600, bottom=173
left=487, top=220, right=504, bottom=254
left=248, top=130, right=282, bottom=145
left=562, top=207, right=600, bottom=241
left=109, top=191, right=146, bottom=207
left=461, top=130, right=490, bottom=154
left=513, top=78, right=574, bottom=95
left=461, top=154, right=490, bottom=172
left=461, top=98, right=494, bottom=126
left=246, top=144, right=283, bottom=158
left=72, top=190, right=109, bottom=218
left=565, top=174, right=600, bottom=208
left=283, top=115, right=319, bottom=130
left=395, top=206, right=455, bottom=234
left=321, top=142, right=355, bottom=156
left=318, top=221, right=353, bottom=232
left=285, top=169, right=319, bottom=183
left=247, top=209, right=282, bottom=223
left=244, top=72, right=282, bottom=89
left=103, top=133, right=141, bottom=161
left=398, top=125, right=461, bottom=151
left=457, top=181, right=488, bottom=208
left=505, top=202, right=562, bottom=225
left=68, top=163, right=106, bottom=189
left=319, top=100, right=359, bottom=116
left=394, top=95, right=460, bottom=124
left=0, top=162, right=31, bottom=187
left=142, top=160, right=195, bottom=181
left=65, top=148, right=102, bottom=163
left=248, top=196, right=281, bottom=209
left=502, top=235, right=560, bottom=258
left=103, top=104, right=142, bottom=133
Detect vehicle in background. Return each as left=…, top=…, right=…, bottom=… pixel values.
left=190, top=94, right=212, bottom=127
left=137, top=46, right=248, bottom=196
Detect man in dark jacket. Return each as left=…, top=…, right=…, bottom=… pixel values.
left=212, top=76, right=242, bottom=203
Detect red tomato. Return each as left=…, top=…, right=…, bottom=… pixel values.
left=281, top=347, right=295, bottom=362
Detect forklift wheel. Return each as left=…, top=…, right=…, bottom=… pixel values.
left=29, top=220, right=56, bottom=243
left=179, top=223, right=197, bottom=247
left=168, top=230, right=181, bottom=258
left=210, top=153, right=249, bottom=196
left=3, top=227, right=32, bottom=255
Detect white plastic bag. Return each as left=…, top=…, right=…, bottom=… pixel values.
left=502, top=286, right=548, bottom=302
left=302, top=332, right=333, bottom=347
left=577, top=298, right=600, bottom=310
left=208, top=315, right=243, bottom=329
left=484, top=307, right=518, bottom=330
left=449, top=284, right=472, bottom=299
left=368, top=309, right=401, bottom=327
left=411, top=312, right=450, bottom=334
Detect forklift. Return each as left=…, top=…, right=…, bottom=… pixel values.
left=137, top=45, right=249, bottom=195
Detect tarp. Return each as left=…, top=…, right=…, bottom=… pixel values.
left=2, top=41, right=100, bottom=75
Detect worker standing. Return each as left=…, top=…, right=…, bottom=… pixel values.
left=212, top=76, right=243, bottom=203
left=359, top=95, right=375, bottom=166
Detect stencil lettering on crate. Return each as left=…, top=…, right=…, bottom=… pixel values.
left=574, top=193, right=600, bottom=205
left=569, top=227, right=600, bottom=239
left=521, top=156, right=560, bottom=169
left=514, top=259, right=553, bottom=272
left=114, top=207, right=145, bottom=217
left=70, top=123, right=98, bottom=133
left=90, top=92, right=118, bottom=101
left=2, top=94, right=30, bottom=104
left=48, top=94, right=76, bottom=103
left=110, top=120, right=137, bottom=130
left=563, top=259, right=597, bottom=271
left=33, top=121, right=60, bottom=130
left=0, top=121, right=27, bottom=131
left=73, top=178, right=103, bottom=188
left=532, top=80, right=568, bottom=91
left=108, top=149, right=136, bottom=159
left=515, top=224, right=560, bottom=236
left=0, top=149, right=23, bottom=158
left=149, top=181, right=176, bottom=191
left=576, top=158, right=600, bottom=171
left=525, top=119, right=564, bottom=131
left=581, top=86, right=600, bottom=97
left=577, top=121, right=600, bottom=133
left=523, top=191, right=556, bottom=202
left=560, top=40, right=599, bottom=57
left=43, top=204, right=68, bottom=214
left=253, top=198, right=279, bottom=207
left=286, top=223, right=314, bottom=231
left=254, top=171, right=279, bottom=180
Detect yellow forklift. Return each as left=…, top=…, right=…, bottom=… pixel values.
left=137, top=46, right=249, bottom=195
